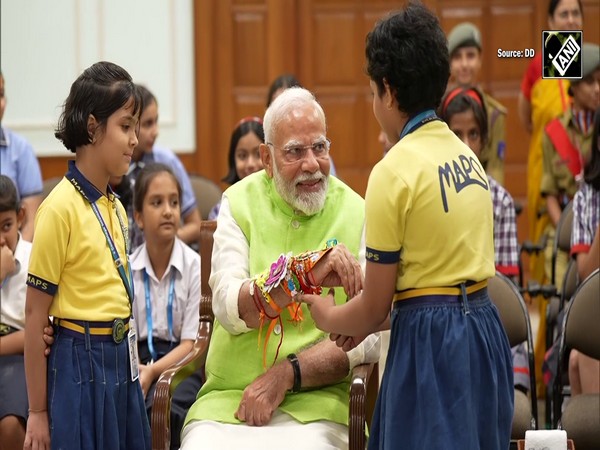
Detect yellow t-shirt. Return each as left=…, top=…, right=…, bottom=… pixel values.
left=27, top=162, right=131, bottom=320
left=365, top=120, right=495, bottom=292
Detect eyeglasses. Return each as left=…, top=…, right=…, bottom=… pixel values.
left=266, top=139, right=331, bottom=163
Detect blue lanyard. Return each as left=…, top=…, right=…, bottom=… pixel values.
left=399, top=109, right=439, bottom=140
left=67, top=175, right=134, bottom=306
left=90, top=202, right=134, bottom=304
left=143, top=269, right=175, bottom=361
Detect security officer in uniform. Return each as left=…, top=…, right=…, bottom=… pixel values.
left=447, top=22, right=508, bottom=185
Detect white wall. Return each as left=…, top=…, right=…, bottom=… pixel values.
left=0, top=0, right=195, bottom=156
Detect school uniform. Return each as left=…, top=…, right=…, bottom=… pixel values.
left=131, top=238, right=202, bottom=450
left=488, top=175, right=519, bottom=277
left=27, top=161, right=150, bottom=450
left=0, top=235, right=31, bottom=422
left=571, top=182, right=600, bottom=257
left=365, top=115, right=513, bottom=450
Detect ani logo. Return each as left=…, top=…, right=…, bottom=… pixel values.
left=542, top=31, right=582, bottom=79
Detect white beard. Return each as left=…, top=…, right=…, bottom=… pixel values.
left=272, top=161, right=328, bottom=216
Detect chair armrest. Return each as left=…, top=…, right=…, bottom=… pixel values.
left=349, top=363, right=376, bottom=450
left=151, top=321, right=212, bottom=450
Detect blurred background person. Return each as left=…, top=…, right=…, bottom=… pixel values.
left=128, top=84, right=201, bottom=249
left=518, top=0, right=584, bottom=285
left=447, top=22, right=507, bottom=185
left=209, top=117, right=264, bottom=220
left=0, top=71, right=42, bottom=242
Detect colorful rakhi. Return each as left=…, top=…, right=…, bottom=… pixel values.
left=250, top=240, right=338, bottom=368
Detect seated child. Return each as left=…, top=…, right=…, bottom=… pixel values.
left=131, top=163, right=202, bottom=450
left=0, top=175, right=31, bottom=450
left=209, top=116, right=264, bottom=220
left=540, top=43, right=599, bottom=290
left=568, top=106, right=600, bottom=397
left=127, top=84, right=202, bottom=249
left=440, top=86, right=528, bottom=392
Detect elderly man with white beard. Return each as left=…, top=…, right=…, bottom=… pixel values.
left=180, top=87, right=380, bottom=450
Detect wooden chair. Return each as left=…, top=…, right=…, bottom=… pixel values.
left=151, top=220, right=378, bottom=450
left=487, top=272, right=538, bottom=442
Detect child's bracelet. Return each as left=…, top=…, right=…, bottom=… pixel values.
left=28, top=408, right=47, bottom=413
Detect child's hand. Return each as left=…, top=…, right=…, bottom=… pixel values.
left=298, top=288, right=336, bottom=331
left=23, top=410, right=51, bottom=450
left=0, top=245, right=16, bottom=282
left=329, top=333, right=366, bottom=352
left=42, top=325, right=55, bottom=357
left=139, top=364, right=155, bottom=398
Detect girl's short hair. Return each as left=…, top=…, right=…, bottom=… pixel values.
left=222, top=117, right=265, bottom=185
left=133, top=163, right=182, bottom=213
left=584, top=107, right=600, bottom=190
left=439, top=86, right=489, bottom=147
left=0, top=175, right=20, bottom=213
left=366, top=2, right=449, bottom=116
left=55, top=61, right=143, bottom=153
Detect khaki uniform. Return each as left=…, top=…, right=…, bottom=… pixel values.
left=482, top=92, right=507, bottom=185
left=541, top=109, right=591, bottom=199
left=541, top=108, right=592, bottom=289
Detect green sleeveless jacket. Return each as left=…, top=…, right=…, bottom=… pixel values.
left=185, top=171, right=364, bottom=426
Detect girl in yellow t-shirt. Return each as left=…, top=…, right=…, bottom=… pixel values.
left=301, top=5, right=513, bottom=450
left=23, top=62, right=150, bottom=450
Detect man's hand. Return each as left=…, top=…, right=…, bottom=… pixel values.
left=234, top=362, right=292, bottom=426
left=309, top=244, right=363, bottom=298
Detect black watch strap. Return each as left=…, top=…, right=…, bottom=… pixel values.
left=287, top=353, right=301, bottom=393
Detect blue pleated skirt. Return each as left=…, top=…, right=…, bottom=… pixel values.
left=0, top=354, right=28, bottom=420
left=48, top=325, right=151, bottom=450
left=368, top=288, right=514, bottom=450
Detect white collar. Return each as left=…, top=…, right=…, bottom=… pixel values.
left=130, top=237, right=185, bottom=282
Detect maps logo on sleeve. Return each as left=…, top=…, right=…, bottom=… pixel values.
left=542, top=31, right=582, bottom=79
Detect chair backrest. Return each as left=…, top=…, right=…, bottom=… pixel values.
left=488, top=272, right=538, bottom=432
left=488, top=273, right=529, bottom=347
left=564, top=269, right=600, bottom=360
left=189, top=175, right=223, bottom=220
left=560, top=258, right=579, bottom=309
left=199, top=220, right=217, bottom=323
left=555, top=201, right=573, bottom=253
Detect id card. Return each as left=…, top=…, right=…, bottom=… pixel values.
left=128, top=321, right=140, bottom=382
